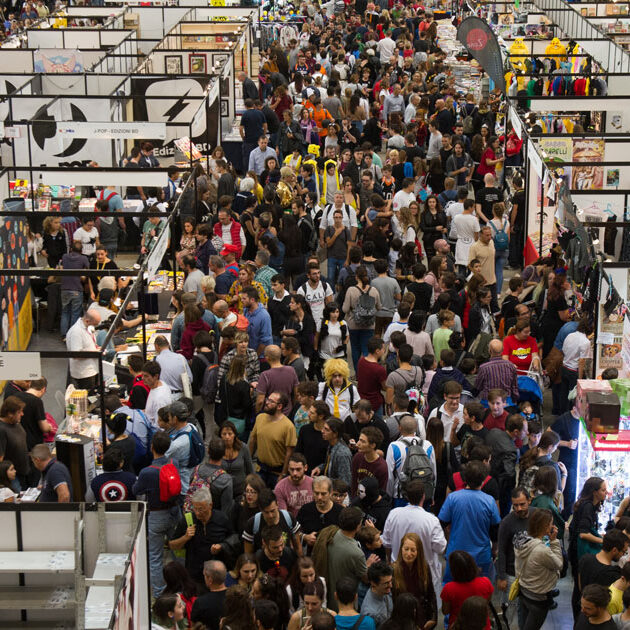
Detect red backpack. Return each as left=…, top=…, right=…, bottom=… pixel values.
left=453, top=472, right=492, bottom=492
left=151, top=459, right=181, bottom=502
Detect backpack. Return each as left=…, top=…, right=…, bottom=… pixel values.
left=489, top=219, right=509, bottom=252
left=462, top=106, right=477, bottom=134
left=353, top=286, right=376, bottom=327
left=298, top=214, right=318, bottom=252
left=151, top=459, right=181, bottom=503
left=128, top=409, right=155, bottom=460
left=172, top=425, right=205, bottom=467
left=399, top=439, right=436, bottom=500
left=197, top=353, right=219, bottom=404
left=183, top=466, right=227, bottom=512
left=519, top=465, right=540, bottom=497
left=403, top=161, right=414, bottom=178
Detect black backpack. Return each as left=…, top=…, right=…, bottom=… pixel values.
left=298, top=214, right=318, bottom=253
left=353, top=286, right=376, bottom=327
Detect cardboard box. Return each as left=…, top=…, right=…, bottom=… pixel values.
left=576, top=379, right=613, bottom=418
left=585, top=391, right=621, bottom=434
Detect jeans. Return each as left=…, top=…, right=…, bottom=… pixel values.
left=495, top=249, right=508, bottom=294
left=518, top=593, right=551, bottom=630
left=60, top=290, right=83, bottom=336
left=148, top=507, right=179, bottom=597
left=349, top=329, right=373, bottom=369
left=559, top=366, right=578, bottom=414
left=327, top=257, right=345, bottom=286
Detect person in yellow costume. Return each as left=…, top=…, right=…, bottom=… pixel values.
left=545, top=37, right=567, bottom=61
left=318, top=358, right=359, bottom=420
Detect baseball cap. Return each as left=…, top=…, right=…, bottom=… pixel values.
left=221, top=243, right=240, bottom=256
left=165, top=401, right=188, bottom=420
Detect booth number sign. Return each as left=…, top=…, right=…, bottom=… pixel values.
left=210, top=0, right=227, bottom=7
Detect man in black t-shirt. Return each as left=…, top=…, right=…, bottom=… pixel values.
left=124, top=146, right=145, bottom=200
left=475, top=173, right=502, bottom=225
left=191, top=560, right=227, bottom=630
left=297, top=476, right=343, bottom=552
left=256, top=525, right=297, bottom=585
left=13, top=379, right=50, bottom=452
left=0, top=397, right=30, bottom=491
left=509, top=175, right=526, bottom=269
left=579, top=529, right=627, bottom=595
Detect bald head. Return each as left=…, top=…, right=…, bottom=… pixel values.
left=264, top=344, right=281, bottom=364
left=435, top=99, right=445, bottom=110
left=489, top=339, right=503, bottom=357
left=484, top=173, right=496, bottom=186
left=213, top=300, right=229, bottom=316
left=84, top=309, right=101, bottom=327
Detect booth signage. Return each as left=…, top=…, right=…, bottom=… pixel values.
left=147, top=231, right=169, bottom=277
left=510, top=107, right=522, bottom=140
left=0, top=352, right=42, bottom=380
left=56, top=122, right=167, bottom=140
left=528, top=140, right=543, bottom=178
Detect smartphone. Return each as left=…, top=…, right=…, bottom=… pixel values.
left=185, top=512, right=194, bottom=527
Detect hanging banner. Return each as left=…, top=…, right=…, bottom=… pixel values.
left=528, top=139, right=543, bottom=178
left=457, top=17, right=506, bottom=93
left=56, top=122, right=166, bottom=140
left=572, top=139, right=605, bottom=190
left=539, top=137, right=572, bottom=186
left=510, top=107, right=522, bottom=139
left=0, top=352, right=41, bottom=380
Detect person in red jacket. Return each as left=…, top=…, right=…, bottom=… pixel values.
left=179, top=304, right=211, bottom=361
left=213, top=204, right=246, bottom=259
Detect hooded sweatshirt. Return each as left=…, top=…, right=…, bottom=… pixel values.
left=180, top=318, right=211, bottom=361
left=513, top=531, right=563, bottom=600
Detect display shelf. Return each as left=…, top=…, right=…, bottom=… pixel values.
left=85, top=553, right=128, bottom=630
left=0, top=551, right=74, bottom=574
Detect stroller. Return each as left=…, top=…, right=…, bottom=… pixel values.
left=517, top=367, right=545, bottom=415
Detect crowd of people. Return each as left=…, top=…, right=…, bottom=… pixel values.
left=8, top=0, right=626, bottom=630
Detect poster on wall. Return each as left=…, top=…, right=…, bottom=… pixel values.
left=0, top=203, right=32, bottom=355
left=572, top=139, right=605, bottom=190
left=599, top=338, right=624, bottom=372
left=539, top=138, right=572, bottom=184
left=600, top=303, right=625, bottom=335
left=33, top=49, right=84, bottom=73
left=131, top=76, right=210, bottom=163
left=11, top=97, right=112, bottom=168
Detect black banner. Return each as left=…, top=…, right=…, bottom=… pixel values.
left=457, top=16, right=506, bottom=94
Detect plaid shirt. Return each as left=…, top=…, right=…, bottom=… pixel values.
left=254, top=265, right=277, bottom=301
left=475, top=357, right=519, bottom=401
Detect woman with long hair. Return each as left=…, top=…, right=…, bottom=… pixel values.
left=278, top=215, right=303, bottom=288
left=220, top=585, right=255, bottom=630
left=426, top=157, right=445, bottom=195
left=41, top=215, right=67, bottom=268
left=395, top=206, right=419, bottom=246
left=176, top=217, right=197, bottom=269
left=152, top=593, right=186, bottom=629
left=531, top=466, right=566, bottom=537
left=287, top=579, right=334, bottom=630
left=260, top=156, right=280, bottom=188
left=347, top=92, right=367, bottom=133
left=514, top=508, right=563, bottom=630
left=252, top=574, right=291, bottom=630
left=441, top=550, right=493, bottom=628
left=283, top=293, right=316, bottom=366
left=396, top=242, right=420, bottom=284
left=270, top=84, right=293, bottom=121
left=286, top=557, right=328, bottom=614
left=220, top=418, right=254, bottom=496
left=380, top=593, right=421, bottom=630
left=298, top=106, right=319, bottom=147
left=162, top=561, right=198, bottom=624
left=231, top=473, right=266, bottom=536
left=228, top=264, right=268, bottom=313
left=180, top=304, right=211, bottom=361
left=392, top=533, right=437, bottom=628
left=226, top=553, right=261, bottom=592
left=424, top=255, right=445, bottom=302
left=342, top=265, right=382, bottom=368
left=420, top=196, right=448, bottom=260
left=0, top=460, right=17, bottom=492
left=569, top=477, right=608, bottom=615
left=426, top=416, right=459, bottom=514
left=405, top=311, right=434, bottom=357
left=316, top=302, right=348, bottom=362
left=342, top=177, right=360, bottom=211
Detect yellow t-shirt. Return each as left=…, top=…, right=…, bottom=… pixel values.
left=251, top=413, right=297, bottom=469
left=608, top=585, right=624, bottom=615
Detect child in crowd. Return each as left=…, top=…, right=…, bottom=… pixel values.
left=467, top=258, right=482, bottom=281
left=422, top=354, right=437, bottom=397
left=293, top=381, right=319, bottom=435
left=388, top=238, right=402, bottom=277
left=332, top=479, right=350, bottom=506
left=357, top=525, right=386, bottom=562
left=432, top=309, right=455, bottom=362
left=519, top=400, right=541, bottom=427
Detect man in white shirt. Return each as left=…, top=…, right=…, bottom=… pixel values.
left=319, top=192, right=358, bottom=244
left=445, top=186, right=468, bottom=246
left=382, top=479, right=447, bottom=598
left=404, top=94, right=420, bottom=124
left=561, top=319, right=593, bottom=411
left=154, top=335, right=192, bottom=399
left=383, top=303, right=411, bottom=353
left=297, top=263, right=334, bottom=332
left=248, top=135, right=278, bottom=175
left=453, top=198, right=480, bottom=273
left=215, top=207, right=247, bottom=255
left=386, top=414, right=434, bottom=501
left=392, top=178, right=416, bottom=213
left=376, top=32, right=396, bottom=64
left=142, top=360, right=173, bottom=429
left=66, top=308, right=101, bottom=389
left=428, top=381, right=464, bottom=442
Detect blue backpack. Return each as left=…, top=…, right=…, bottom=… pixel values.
left=490, top=218, right=509, bottom=252
left=173, top=425, right=205, bottom=467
